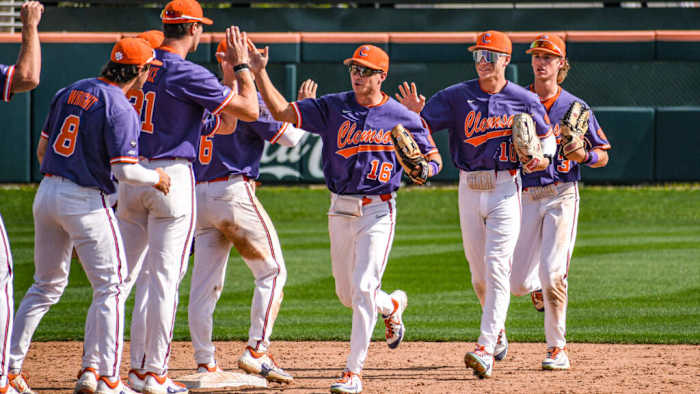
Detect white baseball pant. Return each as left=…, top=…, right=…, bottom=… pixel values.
left=328, top=193, right=397, bottom=374
left=117, top=159, right=195, bottom=375
left=10, top=176, right=127, bottom=377
left=458, top=170, right=521, bottom=354
left=511, top=181, right=579, bottom=349
left=189, top=175, right=287, bottom=364
left=0, top=214, right=13, bottom=386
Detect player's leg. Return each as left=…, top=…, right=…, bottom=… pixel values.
left=329, top=212, right=356, bottom=310
left=540, top=183, right=579, bottom=352
left=10, top=179, right=72, bottom=372
left=511, top=195, right=543, bottom=296
left=68, top=193, right=128, bottom=380
left=0, top=214, right=14, bottom=388
left=457, top=175, right=487, bottom=305
left=478, top=178, right=521, bottom=354
left=344, top=199, right=396, bottom=374
left=226, top=181, right=286, bottom=353
left=189, top=183, right=231, bottom=368
left=142, top=162, right=195, bottom=374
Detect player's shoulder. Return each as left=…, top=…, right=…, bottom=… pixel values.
left=557, top=88, right=592, bottom=110
left=159, top=52, right=217, bottom=82
left=504, top=82, right=540, bottom=103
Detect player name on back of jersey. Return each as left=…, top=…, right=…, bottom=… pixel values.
left=336, top=120, right=394, bottom=158
left=67, top=89, right=98, bottom=111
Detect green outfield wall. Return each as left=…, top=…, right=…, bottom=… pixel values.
left=0, top=6, right=699, bottom=184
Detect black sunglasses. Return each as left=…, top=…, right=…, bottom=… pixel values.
left=348, top=64, right=383, bottom=77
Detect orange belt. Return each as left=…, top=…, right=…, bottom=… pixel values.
left=361, top=193, right=392, bottom=206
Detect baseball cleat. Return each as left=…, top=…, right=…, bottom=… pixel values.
left=494, top=329, right=508, bottom=361
left=95, top=377, right=138, bottom=394
left=383, top=290, right=407, bottom=349
left=74, top=367, right=99, bottom=394
left=531, top=289, right=545, bottom=312
left=330, top=369, right=362, bottom=394
left=8, top=372, right=34, bottom=394
left=196, top=362, right=222, bottom=373
left=464, top=345, right=494, bottom=379
left=127, top=370, right=146, bottom=392
left=0, top=383, right=19, bottom=394
left=238, top=346, right=293, bottom=383
left=542, top=347, right=570, bottom=370
left=141, top=373, right=187, bottom=394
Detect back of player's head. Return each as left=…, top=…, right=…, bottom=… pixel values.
left=101, top=38, right=162, bottom=83
left=343, top=45, right=389, bottom=73
left=161, top=0, right=212, bottom=39
left=469, top=31, right=512, bottom=55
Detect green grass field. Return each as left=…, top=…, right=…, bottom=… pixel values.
left=1, top=184, right=698, bottom=344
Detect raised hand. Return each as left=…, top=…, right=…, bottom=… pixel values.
left=247, top=39, right=269, bottom=74
left=297, top=79, right=317, bottom=100
left=395, top=81, right=426, bottom=114
left=225, top=26, right=250, bottom=67
left=21, top=1, right=43, bottom=29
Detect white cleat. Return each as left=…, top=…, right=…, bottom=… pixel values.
left=329, top=369, right=362, bottom=394
left=542, top=347, right=570, bottom=370
left=238, top=346, right=293, bottom=383
left=141, top=373, right=188, bottom=394
left=494, top=329, right=508, bottom=361
left=464, top=345, right=494, bottom=379
left=127, top=370, right=146, bottom=392
left=8, top=372, right=34, bottom=394
left=74, top=367, right=99, bottom=394
left=383, top=290, right=407, bottom=349
left=196, top=362, right=222, bottom=373
left=95, top=377, right=138, bottom=394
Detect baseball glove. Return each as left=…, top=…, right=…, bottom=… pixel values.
left=559, top=101, right=590, bottom=158
left=390, top=124, right=429, bottom=185
left=512, top=112, right=544, bottom=163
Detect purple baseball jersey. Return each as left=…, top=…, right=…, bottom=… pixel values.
left=40, top=78, right=140, bottom=194
left=292, top=92, right=437, bottom=195
left=134, top=47, right=234, bottom=161
left=421, top=79, right=552, bottom=172
left=521, top=86, right=611, bottom=188
left=195, top=94, right=291, bottom=181
left=0, top=64, right=14, bottom=102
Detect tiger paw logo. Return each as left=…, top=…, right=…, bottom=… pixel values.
left=114, top=51, right=123, bottom=61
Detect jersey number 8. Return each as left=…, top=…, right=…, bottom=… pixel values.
left=53, top=115, right=81, bottom=157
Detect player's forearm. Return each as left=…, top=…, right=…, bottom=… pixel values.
left=36, top=136, right=47, bottom=165
left=13, top=24, right=41, bottom=92
left=426, top=152, right=443, bottom=177
left=224, top=69, right=258, bottom=122
left=253, top=68, right=298, bottom=124
left=111, top=163, right=159, bottom=186
left=583, top=148, right=609, bottom=168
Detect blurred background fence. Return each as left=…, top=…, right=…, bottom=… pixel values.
left=0, top=2, right=699, bottom=184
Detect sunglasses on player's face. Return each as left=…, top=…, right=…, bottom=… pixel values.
left=529, top=39, right=564, bottom=56
left=472, top=49, right=507, bottom=64
left=348, top=64, right=383, bottom=77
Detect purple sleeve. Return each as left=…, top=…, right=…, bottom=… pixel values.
left=106, top=108, right=141, bottom=165
left=406, top=122, right=438, bottom=156
left=585, top=111, right=611, bottom=150
left=0, top=64, right=15, bottom=102
left=167, top=65, right=234, bottom=116
left=420, top=90, right=452, bottom=133
left=529, top=101, right=553, bottom=138
left=250, top=107, right=289, bottom=142
left=292, top=97, right=329, bottom=134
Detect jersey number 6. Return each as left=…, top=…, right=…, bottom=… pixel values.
left=53, top=115, right=80, bottom=157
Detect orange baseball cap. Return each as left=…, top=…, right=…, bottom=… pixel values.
left=468, top=30, right=512, bottom=55
left=137, top=30, right=164, bottom=49
left=111, top=38, right=163, bottom=66
left=161, top=0, right=213, bottom=25
left=343, top=44, right=389, bottom=73
left=526, top=33, right=566, bottom=57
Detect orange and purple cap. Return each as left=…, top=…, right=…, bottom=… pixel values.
left=343, top=44, right=389, bottom=73
left=137, top=30, right=164, bottom=49
left=468, top=30, right=512, bottom=55
left=526, top=33, right=566, bottom=57
left=160, top=0, right=213, bottom=26
left=111, top=38, right=162, bottom=66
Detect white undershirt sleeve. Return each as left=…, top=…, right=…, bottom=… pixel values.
left=540, top=134, right=557, bottom=157
left=111, top=163, right=160, bottom=187
left=275, top=125, right=307, bottom=147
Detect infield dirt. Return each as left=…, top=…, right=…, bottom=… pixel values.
left=21, top=341, right=699, bottom=393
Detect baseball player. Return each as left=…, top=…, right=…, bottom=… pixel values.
left=117, top=2, right=259, bottom=393
left=187, top=38, right=307, bottom=383
left=9, top=38, right=168, bottom=394
left=248, top=42, right=442, bottom=393
left=396, top=30, right=556, bottom=379
left=0, top=3, right=43, bottom=394
left=510, top=33, right=610, bottom=370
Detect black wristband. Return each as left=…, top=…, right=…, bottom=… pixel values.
left=233, top=63, right=250, bottom=73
